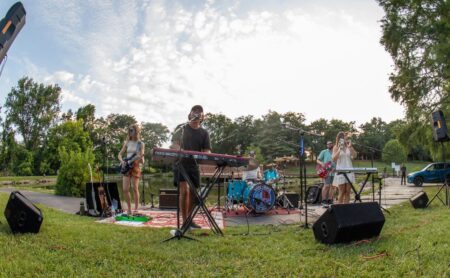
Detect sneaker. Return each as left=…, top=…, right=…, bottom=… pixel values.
left=170, top=229, right=181, bottom=237
left=190, top=222, right=202, bottom=229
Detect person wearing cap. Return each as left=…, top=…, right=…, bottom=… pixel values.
left=242, top=151, right=262, bottom=183
left=317, top=140, right=336, bottom=206
left=170, top=105, right=211, bottom=230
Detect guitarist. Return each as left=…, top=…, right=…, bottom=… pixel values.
left=317, top=141, right=335, bottom=207
left=118, top=124, right=145, bottom=215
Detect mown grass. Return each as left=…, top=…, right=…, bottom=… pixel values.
left=1, top=186, right=450, bottom=277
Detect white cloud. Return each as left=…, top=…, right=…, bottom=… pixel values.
left=32, top=0, right=403, bottom=131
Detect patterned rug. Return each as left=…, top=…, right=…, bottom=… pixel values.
left=222, top=206, right=301, bottom=217
left=98, top=209, right=225, bottom=229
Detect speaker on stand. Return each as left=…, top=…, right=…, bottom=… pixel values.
left=428, top=110, right=450, bottom=208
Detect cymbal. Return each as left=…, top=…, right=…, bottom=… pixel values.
left=265, top=163, right=277, bottom=167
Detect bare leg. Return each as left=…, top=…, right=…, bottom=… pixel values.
left=179, top=182, right=188, bottom=222
left=132, top=176, right=140, bottom=211
left=322, top=184, right=330, bottom=202
left=329, top=186, right=336, bottom=203
left=343, top=184, right=351, bottom=204
left=338, top=184, right=346, bottom=204
left=122, top=175, right=132, bottom=214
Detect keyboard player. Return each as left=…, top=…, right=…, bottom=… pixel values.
left=170, top=105, right=211, bottom=229
left=332, top=132, right=357, bottom=204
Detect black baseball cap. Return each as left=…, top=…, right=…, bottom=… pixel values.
left=191, top=105, right=203, bottom=112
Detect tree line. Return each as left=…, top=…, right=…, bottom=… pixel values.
left=0, top=76, right=439, bottom=180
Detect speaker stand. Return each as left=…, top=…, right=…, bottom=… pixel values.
left=427, top=141, right=450, bottom=208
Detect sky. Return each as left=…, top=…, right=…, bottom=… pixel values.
left=0, top=0, right=405, bottom=131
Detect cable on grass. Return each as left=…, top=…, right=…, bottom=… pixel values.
left=360, top=252, right=388, bottom=260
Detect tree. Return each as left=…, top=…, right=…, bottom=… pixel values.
left=140, top=122, right=169, bottom=161
left=378, top=0, right=450, bottom=117
left=55, top=147, right=94, bottom=197
left=202, top=113, right=237, bottom=154
left=357, top=118, right=390, bottom=160
left=4, top=76, right=61, bottom=150
left=382, top=139, right=407, bottom=164
left=43, top=120, right=93, bottom=174
left=76, top=104, right=96, bottom=131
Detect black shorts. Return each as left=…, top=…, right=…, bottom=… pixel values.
left=173, top=165, right=200, bottom=188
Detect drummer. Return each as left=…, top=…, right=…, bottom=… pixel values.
left=242, top=151, right=262, bottom=183
left=264, top=163, right=281, bottom=186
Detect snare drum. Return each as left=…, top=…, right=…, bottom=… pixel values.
left=242, top=183, right=276, bottom=213
left=264, top=169, right=280, bottom=185
left=227, top=180, right=247, bottom=203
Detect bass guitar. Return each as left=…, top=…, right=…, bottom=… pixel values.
left=316, top=161, right=335, bottom=178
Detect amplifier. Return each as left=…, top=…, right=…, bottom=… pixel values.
left=159, top=188, right=177, bottom=209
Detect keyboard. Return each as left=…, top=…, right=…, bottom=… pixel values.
left=336, top=167, right=378, bottom=173
left=152, top=148, right=249, bottom=167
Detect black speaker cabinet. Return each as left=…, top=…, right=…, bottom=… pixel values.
left=159, top=188, right=177, bottom=209
left=432, top=110, right=449, bottom=142
left=306, top=185, right=322, bottom=204
left=313, top=202, right=385, bottom=244
left=410, top=191, right=428, bottom=209
left=4, top=191, right=43, bottom=234
left=85, top=182, right=122, bottom=216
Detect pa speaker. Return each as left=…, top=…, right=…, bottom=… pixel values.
left=4, top=191, right=43, bottom=234
left=410, top=191, right=428, bottom=209
left=431, top=110, right=449, bottom=142
left=313, top=202, right=385, bottom=244
left=85, top=182, right=122, bottom=216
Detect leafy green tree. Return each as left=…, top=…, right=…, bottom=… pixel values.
left=56, top=147, right=94, bottom=197
left=382, top=139, right=407, bottom=164
left=257, top=111, right=295, bottom=162
left=203, top=113, right=237, bottom=154
left=378, top=0, right=450, bottom=116
left=4, top=76, right=61, bottom=150
left=233, top=115, right=256, bottom=154
left=357, top=118, right=390, bottom=160
left=76, top=104, right=96, bottom=131
left=140, top=122, right=169, bottom=161
left=43, top=120, right=93, bottom=174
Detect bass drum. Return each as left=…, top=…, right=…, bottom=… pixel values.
left=242, top=183, right=276, bottom=213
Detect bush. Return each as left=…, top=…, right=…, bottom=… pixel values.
left=382, top=139, right=407, bottom=164
left=56, top=147, right=94, bottom=197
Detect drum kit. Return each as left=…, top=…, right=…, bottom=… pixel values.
left=225, top=160, right=296, bottom=214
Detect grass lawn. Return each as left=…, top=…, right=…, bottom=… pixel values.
left=1, top=187, right=450, bottom=277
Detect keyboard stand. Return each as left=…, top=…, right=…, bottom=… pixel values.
left=163, top=162, right=224, bottom=242
left=339, top=172, right=374, bottom=203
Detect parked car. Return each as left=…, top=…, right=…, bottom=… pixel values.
left=407, top=162, right=450, bottom=187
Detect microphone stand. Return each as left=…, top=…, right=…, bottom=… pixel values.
left=283, top=125, right=322, bottom=229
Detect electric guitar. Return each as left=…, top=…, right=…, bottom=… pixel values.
left=316, top=161, right=335, bottom=178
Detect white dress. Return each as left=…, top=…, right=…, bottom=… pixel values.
left=333, top=147, right=355, bottom=186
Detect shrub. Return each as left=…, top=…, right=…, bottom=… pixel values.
left=56, top=147, right=94, bottom=197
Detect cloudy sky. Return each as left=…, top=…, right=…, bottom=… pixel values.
left=0, top=0, right=404, bottom=130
